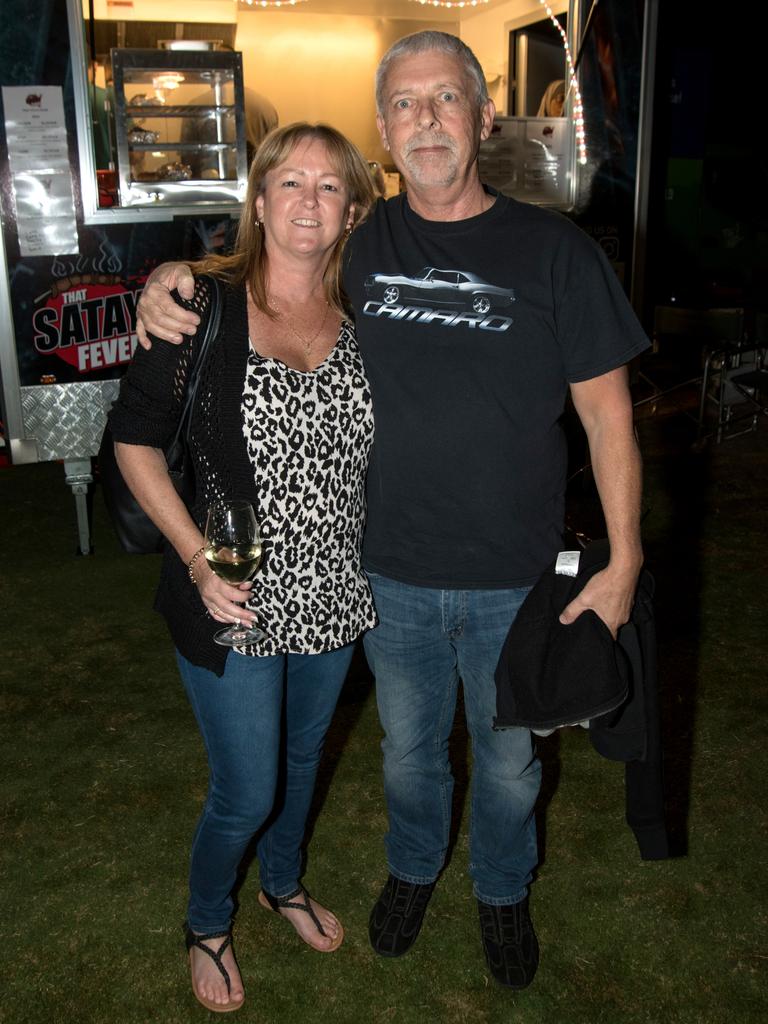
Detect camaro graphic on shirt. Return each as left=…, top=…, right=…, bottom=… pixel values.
left=363, top=266, right=515, bottom=331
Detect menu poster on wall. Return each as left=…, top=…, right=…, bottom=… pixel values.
left=2, top=85, right=79, bottom=257
left=9, top=216, right=235, bottom=387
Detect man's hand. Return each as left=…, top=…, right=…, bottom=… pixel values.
left=563, top=364, right=645, bottom=639
left=136, top=262, right=199, bottom=349
left=559, top=562, right=641, bottom=639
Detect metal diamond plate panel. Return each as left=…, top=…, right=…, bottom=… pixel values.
left=20, top=381, right=121, bottom=462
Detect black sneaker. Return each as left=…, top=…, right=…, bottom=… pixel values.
left=477, top=896, right=539, bottom=989
left=369, top=874, right=436, bottom=957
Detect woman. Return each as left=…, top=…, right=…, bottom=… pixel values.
left=109, top=123, right=377, bottom=1013
left=536, top=79, right=566, bottom=117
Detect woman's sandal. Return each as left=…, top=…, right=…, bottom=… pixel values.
left=184, top=922, right=244, bottom=1013
left=258, top=885, right=344, bottom=952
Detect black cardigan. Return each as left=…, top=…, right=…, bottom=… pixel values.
left=109, top=280, right=258, bottom=675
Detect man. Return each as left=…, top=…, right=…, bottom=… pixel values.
left=182, top=85, right=278, bottom=175
left=134, top=32, right=648, bottom=990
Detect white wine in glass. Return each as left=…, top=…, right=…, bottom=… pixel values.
left=204, top=499, right=266, bottom=646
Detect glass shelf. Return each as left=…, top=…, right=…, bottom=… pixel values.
left=127, top=143, right=235, bottom=151
left=125, top=105, right=236, bottom=118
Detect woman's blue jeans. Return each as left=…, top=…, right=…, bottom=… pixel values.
left=176, top=645, right=354, bottom=933
left=363, top=574, right=541, bottom=906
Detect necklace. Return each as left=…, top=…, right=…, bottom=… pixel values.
left=268, top=295, right=330, bottom=354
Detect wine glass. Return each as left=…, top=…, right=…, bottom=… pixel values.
left=204, top=499, right=266, bottom=646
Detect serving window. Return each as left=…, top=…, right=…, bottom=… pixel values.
left=68, top=0, right=584, bottom=222
left=67, top=0, right=246, bottom=223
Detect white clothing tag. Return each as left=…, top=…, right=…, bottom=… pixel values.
left=555, top=550, right=581, bottom=577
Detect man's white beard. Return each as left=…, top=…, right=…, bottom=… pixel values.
left=401, top=134, right=460, bottom=188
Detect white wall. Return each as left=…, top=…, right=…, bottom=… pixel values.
left=235, top=12, right=458, bottom=165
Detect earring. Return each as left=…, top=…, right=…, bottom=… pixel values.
left=256, top=219, right=263, bottom=230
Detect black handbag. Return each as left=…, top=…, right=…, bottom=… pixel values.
left=98, top=274, right=223, bottom=554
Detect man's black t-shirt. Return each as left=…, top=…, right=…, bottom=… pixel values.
left=344, top=191, right=649, bottom=589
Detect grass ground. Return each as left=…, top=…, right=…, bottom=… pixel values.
left=1, top=416, right=766, bottom=1024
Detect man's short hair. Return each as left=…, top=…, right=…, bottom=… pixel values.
left=376, top=31, right=489, bottom=113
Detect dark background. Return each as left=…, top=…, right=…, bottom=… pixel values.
left=646, top=2, right=765, bottom=321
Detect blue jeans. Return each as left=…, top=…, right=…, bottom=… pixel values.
left=363, top=574, right=540, bottom=906
left=176, top=645, right=354, bottom=932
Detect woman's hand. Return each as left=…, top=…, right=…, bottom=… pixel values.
left=192, top=558, right=259, bottom=626
left=114, top=445, right=259, bottom=627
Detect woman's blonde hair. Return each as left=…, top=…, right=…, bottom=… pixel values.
left=536, top=80, right=566, bottom=118
left=193, top=122, right=377, bottom=315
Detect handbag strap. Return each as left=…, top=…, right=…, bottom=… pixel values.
left=168, top=273, right=223, bottom=453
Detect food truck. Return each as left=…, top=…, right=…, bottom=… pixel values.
left=0, top=0, right=658, bottom=552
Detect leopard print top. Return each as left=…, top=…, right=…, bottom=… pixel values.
left=238, top=320, right=376, bottom=655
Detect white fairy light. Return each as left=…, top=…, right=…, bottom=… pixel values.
left=538, top=0, right=588, bottom=165
left=408, top=2, right=490, bottom=9
left=238, top=1, right=308, bottom=9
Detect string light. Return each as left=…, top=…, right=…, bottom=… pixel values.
left=537, top=0, right=587, bottom=165
left=408, top=2, right=489, bottom=9
left=238, top=1, right=308, bottom=9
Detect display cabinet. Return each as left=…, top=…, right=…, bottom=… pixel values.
left=479, top=116, right=576, bottom=209
left=110, top=48, right=248, bottom=208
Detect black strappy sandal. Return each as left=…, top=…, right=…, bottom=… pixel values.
left=184, top=922, right=244, bottom=1013
left=258, top=885, right=344, bottom=952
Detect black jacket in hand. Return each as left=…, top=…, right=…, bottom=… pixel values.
left=494, top=539, right=669, bottom=860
